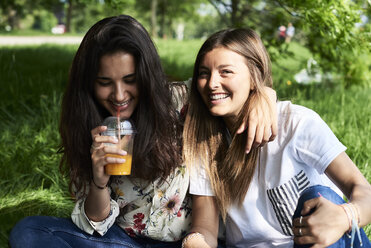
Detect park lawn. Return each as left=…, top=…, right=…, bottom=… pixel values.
left=0, top=41, right=370, bottom=246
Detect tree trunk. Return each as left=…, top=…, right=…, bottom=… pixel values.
left=151, top=0, right=158, bottom=38
left=160, top=0, right=167, bottom=38
left=7, top=8, right=18, bottom=30
left=231, top=0, right=239, bottom=27
left=65, top=0, right=73, bottom=33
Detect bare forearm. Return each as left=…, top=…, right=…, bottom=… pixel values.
left=185, top=196, right=219, bottom=248
left=326, top=152, right=371, bottom=228
left=183, top=229, right=216, bottom=248
left=84, top=181, right=111, bottom=221
left=191, top=227, right=218, bottom=248
left=349, top=183, right=371, bottom=227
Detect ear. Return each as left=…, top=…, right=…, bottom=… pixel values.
left=249, top=72, right=256, bottom=91
left=250, top=82, right=255, bottom=91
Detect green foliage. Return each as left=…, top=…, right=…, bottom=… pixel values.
left=31, top=9, right=58, bottom=32
left=207, top=0, right=370, bottom=87
left=0, top=0, right=64, bottom=30
left=270, top=41, right=312, bottom=90
left=2, top=0, right=368, bottom=89
left=183, top=5, right=227, bottom=39
left=67, top=0, right=132, bottom=33
left=103, top=0, right=205, bottom=38
left=280, top=0, right=370, bottom=87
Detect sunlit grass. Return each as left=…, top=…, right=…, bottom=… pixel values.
left=156, top=39, right=203, bottom=81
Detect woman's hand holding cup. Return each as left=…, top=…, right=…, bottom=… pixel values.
left=90, top=125, right=127, bottom=188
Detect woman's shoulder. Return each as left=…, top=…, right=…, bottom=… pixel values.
left=277, top=101, right=321, bottom=123
left=276, top=100, right=327, bottom=138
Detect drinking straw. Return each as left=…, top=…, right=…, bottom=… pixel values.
left=117, top=108, right=121, bottom=147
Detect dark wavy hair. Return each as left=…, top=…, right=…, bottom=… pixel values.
left=59, top=15, right=182, bottom=196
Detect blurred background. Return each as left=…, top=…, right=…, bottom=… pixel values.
left=1, top=0, right=370, bottom=85
left=0, top=0, right=370, bottom=246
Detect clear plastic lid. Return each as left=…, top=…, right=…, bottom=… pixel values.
left=101, top=117, right=136, bottom=136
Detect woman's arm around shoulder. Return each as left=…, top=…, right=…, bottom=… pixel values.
left=183, top=195, right=219, bottom=248
left=238, top=87, right=278, bottom=153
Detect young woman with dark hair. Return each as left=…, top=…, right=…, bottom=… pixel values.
left=183, top=28, right=371, bottom=248
left=9, top=16, right=277, bottom=247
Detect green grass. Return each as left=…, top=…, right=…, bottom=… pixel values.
left=0, top=40, right=370, bottom=246
left=0, top=29, right=84, bottom=36
left=0, top=44, right=78, bottom=246
left=155, top=39, right=203, bottom=81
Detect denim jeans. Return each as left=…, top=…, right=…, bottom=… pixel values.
left=293, top=185, right=371, bottom=248
left=9, top=216, right=182, bottom=248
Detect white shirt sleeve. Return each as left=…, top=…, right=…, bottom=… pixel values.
left=71, top=190, right=120, bottom=236
left=292, top=106, right=346, bottom=174
left=189, top=161, right=215, bottom=196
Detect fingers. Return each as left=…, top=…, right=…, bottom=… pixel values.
left=292, top=197, right=346, bottom=247
left=92, top=144, right=127, bottom=165
left=292, top=226, right=316, bottom=246
left=245, top=119, right=256, bottom=154
left=239, top=88, right=278, bottom=153
left=258, top=124, right=271, bottom=148
left=90, top=126, right=119, bottom=153
left=91, top=126, right=106, bottom=152
left=293, top=215, right=304, bottom=228
left=301, top=197, right=321, bottom=216
left=91, top=125, right=107, bottom=137
left=96, top=152, right=127, bottom=166
left=236, top=122, right=247, bottom=134
left=90, top=125, right=127, bottom=180
left=266, top=89, right=278, bottom=142
left=292, top=216, right=316, bottom=245
left=269, top=122, right=278, bottom=141
left=292, top=218, right=327, bottom=247
left=252, top=122, right=264, bottom=149
left=244, top=115, right=273, bottom=154
left=91, top=145, right=127, bottom=184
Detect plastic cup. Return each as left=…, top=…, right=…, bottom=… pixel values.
left=101, top=117, right=136, bottom=175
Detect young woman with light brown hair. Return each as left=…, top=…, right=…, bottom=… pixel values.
left=182, top=28, right=371, bottom=248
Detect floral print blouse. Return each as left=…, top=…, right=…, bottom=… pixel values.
left=71, top=82, right=192, bottom=242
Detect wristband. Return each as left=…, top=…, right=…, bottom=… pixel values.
left=349, top=202, right=360, bottom=224
left=348, top=203, right=363, bottom=247
left=340, top=204, right=352, bottom=233
left=92, top=178, right=107, bottom=190
left=181, top=232, right=205, bottom=248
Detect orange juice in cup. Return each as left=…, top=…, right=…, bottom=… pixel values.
left=101, top=117, right=136, bottom=175
left=104, top=154, right=133, bottom=175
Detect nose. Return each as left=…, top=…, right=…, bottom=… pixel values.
left=112, top=82, right=125, bottom=102
left=208, top=72, right=220, bottom=90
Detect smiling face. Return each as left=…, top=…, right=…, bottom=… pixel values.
left=197, top=47, right=252, bottom=127
left=94, top=51, right=139, bottom=119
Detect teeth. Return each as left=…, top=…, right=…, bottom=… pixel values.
left=113, top=99, right=130, bottom=106
left=210, top=94, right=229, bottom=100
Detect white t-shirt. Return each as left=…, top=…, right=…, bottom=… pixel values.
left=286, top=26, right=295, bottom=37
left=189, top=101, right=346, bottom=247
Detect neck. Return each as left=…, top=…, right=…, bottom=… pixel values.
left=223, top=116, right=237, bottom=134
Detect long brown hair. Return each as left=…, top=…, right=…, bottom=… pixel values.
left=59, top=15, right=182, bottom=196
left=183, top=28, right=273, bottom=219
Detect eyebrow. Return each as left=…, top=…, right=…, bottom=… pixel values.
left=96, top=73, right=135, bottom=80
left=199, top=64, right=233, bottom=70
